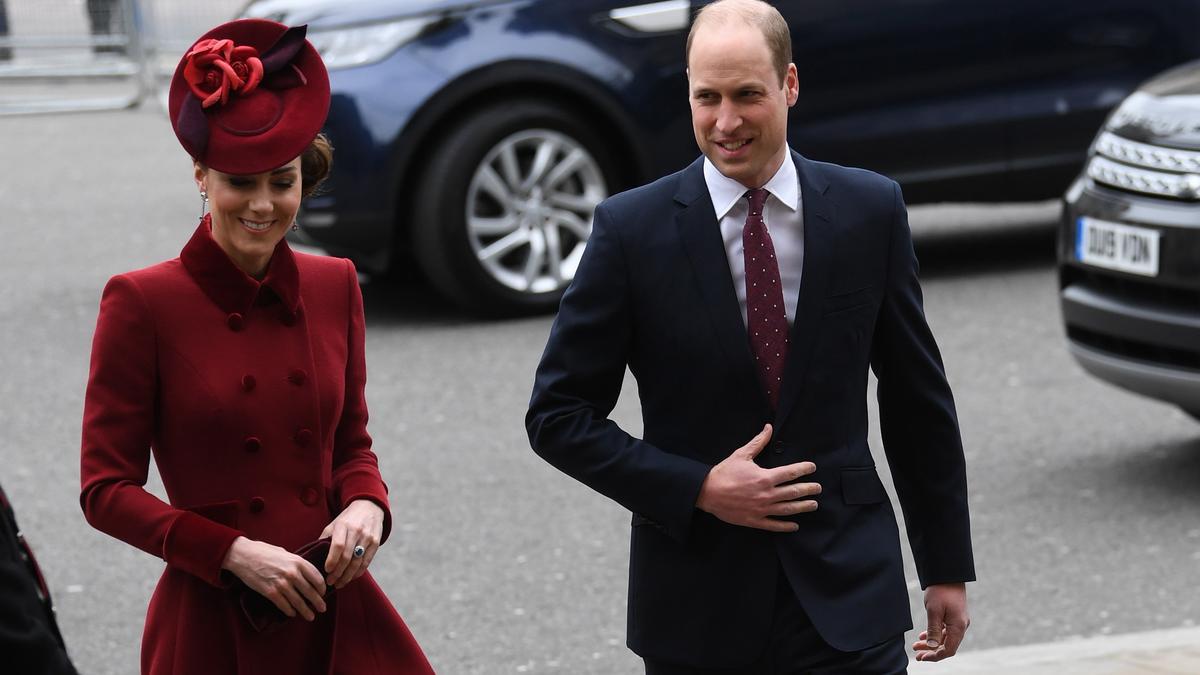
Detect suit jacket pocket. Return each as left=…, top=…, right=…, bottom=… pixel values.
left=182, top=500, right=240, bottom=528
left=841, top=467, right=886, bottom=505
left=822, top=286, right=874, bottom=317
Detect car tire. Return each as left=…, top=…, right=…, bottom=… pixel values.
left=412, top=99, right=619, bottom=315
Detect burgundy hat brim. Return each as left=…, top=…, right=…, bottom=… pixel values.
left=168, top=19, right=330, bottom=175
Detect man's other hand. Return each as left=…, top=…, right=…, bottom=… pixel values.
left=694, top=424, right=820, bottom=532
left=913, top=582, right=970, bottom=662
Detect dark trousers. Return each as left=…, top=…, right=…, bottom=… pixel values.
left=644, top=575, right=908, bottom=675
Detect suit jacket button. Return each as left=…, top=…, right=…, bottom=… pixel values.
left=243, top=437, right=261, bottom=453
left=772, top=441, right=784, bottom=454
left=287, top=369, right=307, bottom=386
left=227, top=313, right=244, bottom=331
left=241, top=374, right=256, bottom=392
left=294, top=428, right=313, bottom=447
left=300, top=487, right=319, bottom=506
left=249, top=497, right=265, bottom=513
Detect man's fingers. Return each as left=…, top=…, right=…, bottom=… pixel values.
left=734, top=424, right=773, bottom=459
left=766, top=461, right=816, bottom=485
left=940, top=618, right=969, bottom=656
left=749, top=517, right=799, bottom=533
left=766, top=499, right=819, bottom=516
left=925, top=606, right=945, bottom=649
left=768, top=481, right=821, bottom=503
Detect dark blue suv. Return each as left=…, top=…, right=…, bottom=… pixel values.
left=241, top=0, right=1200, bottom=313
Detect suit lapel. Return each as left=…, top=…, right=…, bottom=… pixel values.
left=673, top=159, right=766, bottom=408
left=775, top=152, right=835, bottom=430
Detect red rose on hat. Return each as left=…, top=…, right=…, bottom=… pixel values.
left=183, top=38, right=264, bottom=108
left=170, top=20, right=329, bottom=174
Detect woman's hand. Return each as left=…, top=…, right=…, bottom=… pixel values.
left=319, top=499, right=384, bottom=589
left=221, top=536, right=327, bottom=620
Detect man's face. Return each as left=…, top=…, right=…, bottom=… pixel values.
left=688, top=22, right=798, bottom=189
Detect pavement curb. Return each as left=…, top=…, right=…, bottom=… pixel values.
left=909, top=626, right=1200, bottom=673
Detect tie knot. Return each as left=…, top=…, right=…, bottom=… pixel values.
left=745, top=188, right=768, bottom=216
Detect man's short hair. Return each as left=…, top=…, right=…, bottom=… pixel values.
left=686, top=0, right=792, bottom=86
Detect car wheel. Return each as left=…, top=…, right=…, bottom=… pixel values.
left=412, top=100, right=617, bottom=315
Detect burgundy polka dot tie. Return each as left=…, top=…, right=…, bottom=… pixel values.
left=743, top=188, right=788, bottom=410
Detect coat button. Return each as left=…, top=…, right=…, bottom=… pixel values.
left=287, top=369, right=307, bottom=386
left=241, top=374, right=256, bottom=392
left=227, top=313, right=244, bottom=331
left=243, top=436, right=261, bottom=453
left=300, top=487, right=319, bottom=506
left=249, top=497, right=265, bottom=513
left=293, top=428, right=313, bottom=447
left=281, top=309, right=298, bottom=326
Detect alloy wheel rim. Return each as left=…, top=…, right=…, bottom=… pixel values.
left=465, top=129, right=607, bottom=295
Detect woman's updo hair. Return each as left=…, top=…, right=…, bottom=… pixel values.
left=300, top=133, right=334, bottom=198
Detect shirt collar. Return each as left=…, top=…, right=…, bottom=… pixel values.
left=703, top=153, right=800, bottom=220
left=180, top=214, right=301, bottom=317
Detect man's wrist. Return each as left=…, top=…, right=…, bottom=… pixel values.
left=694, top=469, right=715, bottom=512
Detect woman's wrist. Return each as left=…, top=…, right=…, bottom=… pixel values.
left=221, top=535, right=250, bottom=572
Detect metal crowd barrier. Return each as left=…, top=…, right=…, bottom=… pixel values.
left=0, top=0, right=247, bottom=116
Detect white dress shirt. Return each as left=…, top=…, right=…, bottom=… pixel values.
left=703, top=153, right=805, bottom=327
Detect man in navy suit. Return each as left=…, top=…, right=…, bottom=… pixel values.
left=526, top=1, right=973, bottom=671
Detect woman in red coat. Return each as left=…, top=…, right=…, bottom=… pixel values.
left=79, top=19, right=434, bottom=674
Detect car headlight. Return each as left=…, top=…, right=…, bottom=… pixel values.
left=1105, top=92, right=1151, bottom=131
left=307, top=17, right=438, bottom=70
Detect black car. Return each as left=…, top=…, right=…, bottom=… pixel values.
left=241, top=0, right=1200, bottom=313
left=1058, top=60, right=1200, bottom=421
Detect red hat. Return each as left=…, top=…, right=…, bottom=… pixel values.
left=168, top=19, right=330, bottom=175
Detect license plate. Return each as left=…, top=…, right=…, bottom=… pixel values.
left=1075, top=217, right=1160, bottom=277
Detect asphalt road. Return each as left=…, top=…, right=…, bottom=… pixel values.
left=1, top=107, right=1198, bottom=675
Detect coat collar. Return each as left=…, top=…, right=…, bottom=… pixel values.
left=180, top=214, right=301, bottom=316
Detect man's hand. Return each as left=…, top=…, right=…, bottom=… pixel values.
left=695, top=424, right=820, bottom=532
left=913, top=583, right=970, bottom=662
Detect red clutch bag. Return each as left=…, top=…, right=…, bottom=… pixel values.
left=237, top=538, right=333, bottom=633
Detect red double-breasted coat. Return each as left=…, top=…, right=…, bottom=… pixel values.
left=80, top=219, right=434, bottom=674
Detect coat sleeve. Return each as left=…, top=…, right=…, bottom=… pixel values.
left=329, top=259, right=393, bottom=543
left=526, top=202, right=711, bottom=544
left=79, top=274, right=245, bottom=587
left=871, top=181, right=975, bottom=589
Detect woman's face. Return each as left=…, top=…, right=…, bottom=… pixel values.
left=195, top=157, right=302, bottom=277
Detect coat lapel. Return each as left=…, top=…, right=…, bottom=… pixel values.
left=775, top=152, right=834, bottom=430
left=673, top=158, right=767, bottom=409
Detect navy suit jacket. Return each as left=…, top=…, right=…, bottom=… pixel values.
left=526, top=151, right=974, bottom=667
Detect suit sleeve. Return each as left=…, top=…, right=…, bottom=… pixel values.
left=871, top=181, right=975, bottom=588
left=80, top=275, right=245, bottom=587
left=330, top=259, right=392, bottom=544
left=526, top=202, right=711, bottom=544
